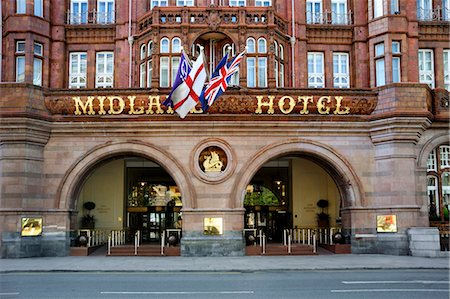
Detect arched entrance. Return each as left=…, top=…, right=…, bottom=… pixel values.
left=75, top=157, right=182, bottom=245
left=57, top=140, right=194, bottom=256
left=244, top=156, right=342, bottom=243
left=232, top=139, right=363, bottom=255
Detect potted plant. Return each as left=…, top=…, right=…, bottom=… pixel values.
left=81, top=201, right=96, bottom=229
left=317, top=199, right=330, bottom=228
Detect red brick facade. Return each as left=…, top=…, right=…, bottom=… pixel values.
left=0, top=0, right=449, bottom=258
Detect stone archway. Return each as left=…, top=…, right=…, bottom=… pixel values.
left=231, top=139, right=365, bottom=232
left=57, top=139, right=196, bottom=212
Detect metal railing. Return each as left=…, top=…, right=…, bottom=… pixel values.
left=66, top=10, right=115, bottom=25
left=306, top=10, right=353, bottom=25
left=78, top=229, right=108, bottom=247
left=161, top=230, right=165, bottom=256
left=417, top=6, right=450, bottom=21
left=107, top=229, right=126, bottom=255
left=134, top=230, right=141, bottom=255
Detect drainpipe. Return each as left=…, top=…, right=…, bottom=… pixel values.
left=128, top=0, right=134, bottom=88
left=0, top=0, right=3, bottom=82
left=290, top=0, right=295, bottom=88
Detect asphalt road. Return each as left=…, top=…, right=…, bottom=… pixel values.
left=0, top=269, right=448, bottom=299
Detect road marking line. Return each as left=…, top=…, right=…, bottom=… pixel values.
left=332, top=289, right=449, bottom=293
left=101, top=291, right=254, bottom=295
left=0, top=293, right=19, bottom=296
left=342, top=281, right=448, bottom=284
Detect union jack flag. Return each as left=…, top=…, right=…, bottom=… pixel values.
left=200, top=50, right=245, bottom=111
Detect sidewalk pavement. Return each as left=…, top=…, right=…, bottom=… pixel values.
left=1, top=253, right=449, bottom=273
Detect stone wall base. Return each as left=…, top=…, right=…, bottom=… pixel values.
left=181, top=231, right=245, bottom=256
left=351, top=231, right=409, bottom=255
left=1, top=231, right=70, bottom=258
left=407, top=227, right=441, bottom=257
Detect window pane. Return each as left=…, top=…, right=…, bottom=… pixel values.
left=392, top=41, right=400, bottom=54
left=17, top=0, right=26, bottom=14
left=161, top=38, right=170, bottom=53
left=171, top=57, right=180, bottom=85
left=247, top=58, right=256, bottom=87
left=444, top=50, right=449, bottom=90
left=160, top=57, right=169, bottom=87
left=16, top=57, right=25, bottom=82
left=172, top=38, right=181, bottom=53
left=375, top=43, right=384, bottom=56
left=376, top=59, right=385, bottom=86
left=258, top=57, right=267, bottom=87
left=16, top=41, right=26, bottom=53
left=140, top=63, right=146, bottom=88
left=34, top=0, right=43, bottom=17
left=258, top=38, right=267, bottom=53
left=247, top=38, right=256, bottom=53
left=392, top=57, right=401, bottom=83
left=34, top=43, right=43, bottom=56
left=374, top=0, right=383, bottom=18
left=33, top=58, right=43, bottom=86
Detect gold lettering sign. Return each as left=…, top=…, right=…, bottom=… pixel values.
left=376, top=215, right=397, bottom=233
left=64, top=94, right=368, bottom=116
left=21, top=217, right=43, bottom=236
left=204, top=217, right=223, bottom=235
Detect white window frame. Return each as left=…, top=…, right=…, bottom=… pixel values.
left=333, top=52, right=349, bottom=88
left=391, top=0, right=400, bottom=14
left=255, top=0, right=271, bottom=6
left=427, top=175, right=440, bottom=217
left=70, top=0, right=89, bottom=24
left=258, top=57, right=267, bottom=87
left=33, top=42, right=43, bottom=86
left=17, top=0, right=26, bottom=14
left=172, top=38, right=181, bottom=53
left=16, top=41, right=26, bottom=53
left=140, top=63, right=146, bottom=88
left=16, top=41, right=25, bottom=83
left=443, top=0, right=450, bottom=20
left=160, top=38, right=170, bottom=53
left=331, top=0, right=348, bottom=25
left=16, top=57, right=25, bottom=83
left=69, top=52, right=87, bottom=89
left=306, top=0, right=323, bottom=24
left=392, top=41, right=401, bottom=83
left=151, top=0, right=168, bottom=9
left=33, top=58, right=43, bottom=86
left=97, top=0, right=115, bottom=24
left=147, top=60, right=153, bottom=88
left=176, top=0, right=194, bottom=6
left=159, top=57, right=169, bottom=87
left=375, top=43, right=385, bottom=87
left=418, top=49, right=435, bottom=89
left=247, top=57, right=256, bottom=88
left=229, top=0, right=246, bottom=6
left=140, top=44, right=147, bottom=60
left=374, top=0, right=383, bottom=18
left=428, top=149, right=437, bottom=171
left=440, top=145, right=450, bottom=169
left=96, top=52, right=114, bottom=88
left=258, top=38, right=267, bottom=54
left=34, top=0, right=43, bottom=17
left=444, top=50, right=449, bottom=90
left=417, top=0, right=433, bottom=20
left=308, top=52, right=324, bottom=88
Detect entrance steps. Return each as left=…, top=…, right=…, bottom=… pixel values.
left=108, top=244, right=180, bottom=256
left=246, top=243, right=317, bottom=256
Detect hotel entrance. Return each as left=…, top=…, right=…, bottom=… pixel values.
left=73, top=156, right=182, bottom=256
left=244, top=155, right=348, bottom=255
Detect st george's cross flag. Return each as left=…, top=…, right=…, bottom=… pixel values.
left=163, top=47, right=207, bottom=118
left=199, top=50, right=245, bottom=111
left=162, top=50, right=192, bottom=108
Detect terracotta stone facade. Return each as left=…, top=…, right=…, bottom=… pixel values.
left=0, top=0, right=449, bottom=258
